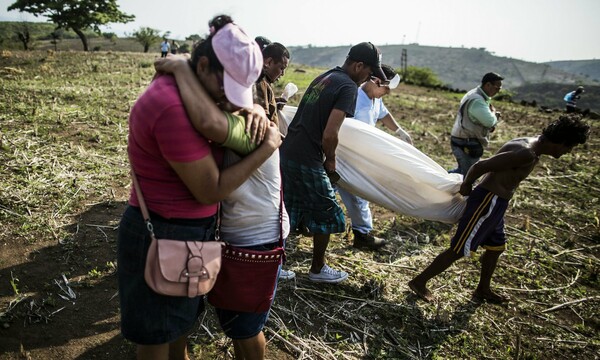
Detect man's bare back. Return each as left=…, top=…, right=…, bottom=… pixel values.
left=460, top=137, right=540, bottom=200
left=409, top=115, right=589, bottom=304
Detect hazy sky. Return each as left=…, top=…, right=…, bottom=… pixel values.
left=2, top=0, right=599, bottom=63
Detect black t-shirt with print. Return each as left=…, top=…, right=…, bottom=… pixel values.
left=281, top=67, right=357, bottom=167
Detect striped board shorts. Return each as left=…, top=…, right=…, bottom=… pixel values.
left=450, top=186, right=509, bottom=257
left=280, top=158, right=345, bottom=235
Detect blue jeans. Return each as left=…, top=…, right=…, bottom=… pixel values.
left=337, top=187, right=372, bottom=234
left=449, top=137, right=483, bottom=176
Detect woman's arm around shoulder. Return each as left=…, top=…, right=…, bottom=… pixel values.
left=169, top=121, right=281, bottom=204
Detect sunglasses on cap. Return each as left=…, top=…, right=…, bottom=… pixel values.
left=385, top=74, right=401, bottom=89
left=371, top=73, right=401, bottom=90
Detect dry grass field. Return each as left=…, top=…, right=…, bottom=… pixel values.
left=0, top=50, right=598, bottom=359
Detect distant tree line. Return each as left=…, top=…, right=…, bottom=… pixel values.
left=4, top=0, right=207, bottom=53
left=7, top=0, right=133, bottom=51
left=0, top=21, right=204, bottom=54
left=131, top=28, right=202, bottom=53
left=402, top=66, right=444, bottom=87
left=0, top=22, right=98, bottom=50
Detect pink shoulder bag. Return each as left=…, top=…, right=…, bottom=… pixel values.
left=130, top=168, right=223, bottom=298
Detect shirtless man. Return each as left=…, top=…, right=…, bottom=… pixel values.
left=409, top=115, right=590, bottom=303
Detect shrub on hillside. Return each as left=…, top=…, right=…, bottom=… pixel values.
left=103, top=32, right=118, bottom=44
left=402, top=66, right=444, bottom=87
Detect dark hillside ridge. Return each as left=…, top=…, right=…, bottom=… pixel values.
left=511, top=83, right=600, bottom=112
left=2, top=22, right=597, bottom=112
left=2, top=21, right=597, bottom=90
left=544, top=60, right=600, bottom=83
left=288, top=44, right=599, bottom=91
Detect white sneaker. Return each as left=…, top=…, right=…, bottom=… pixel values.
left=279, top=269, right=296, bottom=280
left=308, top=264, right=348, bottom=283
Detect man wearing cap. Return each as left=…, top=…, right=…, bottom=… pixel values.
left=255, top=41, right=290, bottom=127
left=449, top=72, right=504, bottom=176
left=338, top=64, right=411, bottom=250
left=564, top=86, right=584, bottom=113
left=280, top=42, right=386, bottom=283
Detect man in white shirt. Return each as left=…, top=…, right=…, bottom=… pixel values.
left=338, top=64, right=412, bottom=250
left=160, top=38, right=170, bottom=58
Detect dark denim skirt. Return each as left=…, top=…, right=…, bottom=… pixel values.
left=117, top=205, right=216, bottom=345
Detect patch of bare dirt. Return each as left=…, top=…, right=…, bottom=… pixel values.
left=0, top=202, right=131, bottom=359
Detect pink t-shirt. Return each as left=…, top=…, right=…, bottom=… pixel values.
left=128, top=75, right=223, bottom=219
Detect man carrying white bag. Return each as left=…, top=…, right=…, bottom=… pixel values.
left=278, top=106, right=465, bottom=224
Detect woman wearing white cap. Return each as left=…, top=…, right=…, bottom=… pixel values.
left=117, top=14, right=280, bottom=360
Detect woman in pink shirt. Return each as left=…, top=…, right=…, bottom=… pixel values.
left=117, top=15, right=280, bottom=360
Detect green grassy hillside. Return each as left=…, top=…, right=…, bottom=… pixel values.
left=0, top=21, right=190, bottom=53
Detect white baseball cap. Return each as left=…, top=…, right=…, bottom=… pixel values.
left=212, top=23, right=263, bottom=109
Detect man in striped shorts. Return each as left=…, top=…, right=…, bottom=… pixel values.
left=409, top=115, right=590, bottom=303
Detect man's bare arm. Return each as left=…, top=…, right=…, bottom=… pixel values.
left=322, top=108, right=347, bottom=173
left=170, top=122, right=281, bottom=204
left=460, top=148, right=536, bottom=195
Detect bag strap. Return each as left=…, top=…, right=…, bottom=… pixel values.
left=186, top=241, right=210, bottom=297
left=278, top=175, right=286, bottom=262
left=215, top=202, right=221, bottom=241
left=278, top=187, right=284, bottom=247
left=130, top=165, right=156, bottom=237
